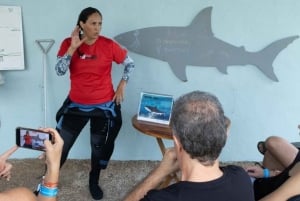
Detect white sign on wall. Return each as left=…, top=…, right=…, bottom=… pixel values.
left=0, top=5, right=24, bottom=70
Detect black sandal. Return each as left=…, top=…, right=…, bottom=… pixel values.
left=257, top=141, right=267, bottom=155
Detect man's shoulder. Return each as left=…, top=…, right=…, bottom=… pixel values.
left=221, top=164, right=252, bottom=181
left=222, top=164, right=247, bottom=173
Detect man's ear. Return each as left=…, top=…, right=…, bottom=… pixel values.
left=173, top=135, right=182, bottom=152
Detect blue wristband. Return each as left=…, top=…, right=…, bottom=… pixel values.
left=263, top=168, right=270, bottom=178
left=39, top=185, right=58, bottom=197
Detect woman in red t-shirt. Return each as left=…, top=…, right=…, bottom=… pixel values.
left=54, top=7, right=135, bottom=200
left=23, top=131, right=32, bottom=148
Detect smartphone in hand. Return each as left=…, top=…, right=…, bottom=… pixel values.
left=16, top=127, right=53, bottom=151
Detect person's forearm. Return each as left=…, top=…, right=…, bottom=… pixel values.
left=66, top=46, right=76, bottom=56
left=55, top=55, right=71, bottom=76
left=43, top=166, right=60, bottom=184
left=123, top=167, right=167, bottom=201
left=37, top=166, right=59, bottom=201
left=121, top=55, right=135, bottom=82
left=118, top=79, right=127, bottom=90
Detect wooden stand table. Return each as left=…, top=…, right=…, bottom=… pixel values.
left=131, top=115, right=179, bottom=187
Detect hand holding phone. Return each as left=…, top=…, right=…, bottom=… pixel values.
left=16, top=127, right=53, bottom=151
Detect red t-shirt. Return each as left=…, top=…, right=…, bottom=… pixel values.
left=57, top=36, right=127, bottom=104
left=24, top=134, right=32, bottom=145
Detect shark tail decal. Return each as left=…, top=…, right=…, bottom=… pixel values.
left=254, top=35, right=299, bottom=81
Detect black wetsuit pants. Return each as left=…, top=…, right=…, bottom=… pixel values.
left=56, top=104, right=122, bottom=171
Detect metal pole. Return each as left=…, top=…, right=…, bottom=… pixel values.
left=35, top=39, right=55, bottom=127
left=0, top=72, right=4, bottom=85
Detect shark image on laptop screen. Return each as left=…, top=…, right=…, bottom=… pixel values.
left=137, top=92, right=174, bottom=125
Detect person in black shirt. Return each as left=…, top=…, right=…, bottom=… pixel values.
left=124, top=91, right=255, bottom=201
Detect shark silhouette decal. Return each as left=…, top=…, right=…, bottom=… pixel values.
left=114, top=7, right=298, bottom=82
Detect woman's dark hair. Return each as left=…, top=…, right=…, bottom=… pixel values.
left=76, top=7, right=102, bottom=27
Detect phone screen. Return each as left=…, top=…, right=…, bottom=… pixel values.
left=16, top=127, right=52, bottom=151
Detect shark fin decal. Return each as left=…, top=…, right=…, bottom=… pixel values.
left=216, top=66, right=228, bottom=74
left=169, top=62, right=188, bottom=82
left=188, top=6, right=213, bottom=36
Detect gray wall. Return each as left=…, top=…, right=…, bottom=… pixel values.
left=0, top=0, right=300, bottom=162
